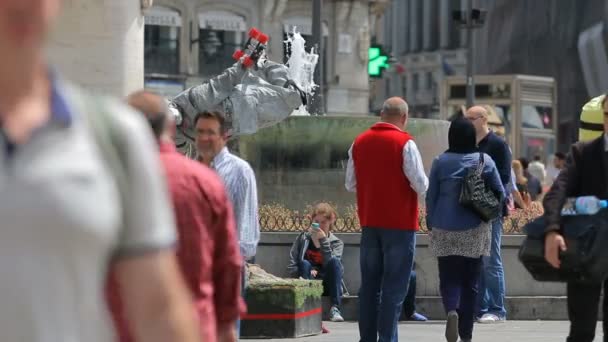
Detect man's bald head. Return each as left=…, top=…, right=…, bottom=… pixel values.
left=380, top=97, right=409, bottom=129
left=464, top=105, right=490, bottom=136
left=126, top=90, right=171, bottom=140
left=465, top=105, right=488, bottom=118
left=382, top=97, right=409, bottom=116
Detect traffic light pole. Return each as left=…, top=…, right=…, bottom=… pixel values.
left=465, top=0, right=474, bottom=109
left=310, top=0, right=324, bottom=115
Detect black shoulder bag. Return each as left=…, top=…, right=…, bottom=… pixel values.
left=459, top=153, right=502, bottom=222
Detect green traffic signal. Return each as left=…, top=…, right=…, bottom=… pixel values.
left=368, top=45, right=389, bottom=78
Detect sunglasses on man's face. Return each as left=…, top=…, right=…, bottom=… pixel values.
left=604, top=111, right=608, bottom=117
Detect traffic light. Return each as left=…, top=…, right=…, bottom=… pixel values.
left=368, top=45, right=390, bottom=78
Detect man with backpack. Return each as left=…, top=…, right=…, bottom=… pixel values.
left=544, top=93, right=608, bottom=342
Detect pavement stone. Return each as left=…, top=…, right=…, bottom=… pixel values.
left=244, top=321, right=603, bottom=341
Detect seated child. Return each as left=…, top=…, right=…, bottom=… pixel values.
left=287, top=203, right=345, bottom=322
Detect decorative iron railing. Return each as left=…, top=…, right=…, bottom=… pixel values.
left=258, top=202, right=544, bottom=234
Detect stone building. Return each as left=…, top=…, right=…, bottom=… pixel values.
left=372, top=0, right=468, bottom=118
left=142, top=0, right=389, bottom=115
left=375, top=0, right=608, bottom=148
left=47, top=0, right=145, bottom=98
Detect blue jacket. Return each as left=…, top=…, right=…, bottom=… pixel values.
left=426, top=152, right=506, bottom=231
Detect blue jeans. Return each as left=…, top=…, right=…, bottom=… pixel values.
left=298, top=258, right=343, bottom=307
left=358, top=228, right=416, bottom=342
left=438, top=256, right=483, bottom=340
left=477, top=218, right=507, bottom=318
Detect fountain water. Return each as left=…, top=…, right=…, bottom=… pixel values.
left=284, top=29, right=319, bottom=116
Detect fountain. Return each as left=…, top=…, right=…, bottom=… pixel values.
left=232, top=116, right=449, bottom=210
left=171, top=28, right=450, bottom=209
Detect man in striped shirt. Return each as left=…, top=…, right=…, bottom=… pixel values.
left=194, top=111, right=260, bottom=261
left=195, top=111, right=260, bottom=337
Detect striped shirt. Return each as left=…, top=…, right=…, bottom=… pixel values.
left=211, top=147, right=260, bottom=259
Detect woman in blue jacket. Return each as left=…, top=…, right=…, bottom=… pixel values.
left=426, top=118, right=505, bottom=342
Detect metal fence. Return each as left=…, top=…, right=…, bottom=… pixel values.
left=259, top=202, right=544, bottom=234
left=259, top=214, right=361, bottom=233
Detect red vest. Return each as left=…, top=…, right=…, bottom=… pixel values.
left=352, top=122, right=419, bottom=230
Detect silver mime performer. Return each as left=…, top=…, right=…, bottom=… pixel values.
left=169, top=57, right=306, bottom=138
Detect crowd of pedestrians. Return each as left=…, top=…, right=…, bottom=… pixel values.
left=345, top=97, right=599, bottom=342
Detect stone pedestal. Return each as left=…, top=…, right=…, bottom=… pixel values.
left=241, top=265, right=323, bottom=339
left=47, top=0, right=144, bottom=97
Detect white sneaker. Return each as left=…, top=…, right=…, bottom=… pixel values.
left=477, top=313, right=505, bottom=324
left=329, top=306, right=344, bottom=322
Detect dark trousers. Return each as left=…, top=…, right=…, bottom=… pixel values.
left=298, top=258, right=343, bottom=307
left=236, top=264, right=246, bottom=338
left=358, top=228, right=415, bottom=342
left=567, top=280, right=608, bottom=342
left=403, top=270, right=417, bottom=317
left=438, top=256, right=483, bottom=340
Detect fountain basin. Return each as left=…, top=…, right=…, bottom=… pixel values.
left=232, top=116, right=449, bottom=210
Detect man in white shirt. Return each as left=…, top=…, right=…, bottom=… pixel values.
left=528, top=155, right=547, bottom=185
left=345, top=97, right=428, bottom=342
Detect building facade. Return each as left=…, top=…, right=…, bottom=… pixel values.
left=372, top=0, right=468, bottom=118
left=375, top=0, right=607, bottom=149
left=143, top=0, right=388, bottom=115
left=48, top=0, right=145, bottom=97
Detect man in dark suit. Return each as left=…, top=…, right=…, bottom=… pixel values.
left=543, top=94, right=608, bottom=342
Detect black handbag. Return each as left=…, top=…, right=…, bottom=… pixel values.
left=459, top=152, right=502, bottom=222
left=519, top=211, right=608, bottom=283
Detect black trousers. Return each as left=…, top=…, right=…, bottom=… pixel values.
left=567, top=280, right=608, bottom=342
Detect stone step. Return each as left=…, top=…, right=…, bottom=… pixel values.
left=321, top=296, right=584, bottom=321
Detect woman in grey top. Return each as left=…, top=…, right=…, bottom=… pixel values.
left=426, top=118, right=505, bottom=342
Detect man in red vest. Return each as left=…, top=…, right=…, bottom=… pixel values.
left=346, top=97, right=428, bottom=342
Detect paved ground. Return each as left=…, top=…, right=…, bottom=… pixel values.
left=246, top=321, right=603, bottom=341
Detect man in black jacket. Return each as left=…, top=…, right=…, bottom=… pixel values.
left=544, top=94, right=608, bottom=342
left=464, top=105, right=512, bottom=323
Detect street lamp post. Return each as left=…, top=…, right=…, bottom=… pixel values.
left=465, top=0, right=474, bottom=108
left=453, top=1, right=486, bottom=108
left=310, top=0, right=324, bottom=115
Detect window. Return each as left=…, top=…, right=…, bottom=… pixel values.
left=412, top=73, right=419, bottom=92
left=199, top=29, right=244, bottom=77
left=144, top=6, right=181, bottom=75
left=449, top=0, right=462, bottom=49
left=521, top=105, right=553, bottom=130
left=426, top=72, right=434, bottom=90
left=198, top=11, right=246, bottom=77
left=521, top=135, right=555, bottom=161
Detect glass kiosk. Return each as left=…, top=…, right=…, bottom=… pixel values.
left=441, top=74, right=557, bottom=161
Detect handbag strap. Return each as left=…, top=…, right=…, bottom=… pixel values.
left=476, top=152, right=485, bottom=175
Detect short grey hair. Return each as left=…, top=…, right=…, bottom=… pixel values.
left=382, top=100, right=409, bottom=116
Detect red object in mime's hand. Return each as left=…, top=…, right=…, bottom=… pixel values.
left=232, top=27, right=268, bottom=69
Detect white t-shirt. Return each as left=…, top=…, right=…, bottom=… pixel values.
left=0, top=83, right=176, bottom=342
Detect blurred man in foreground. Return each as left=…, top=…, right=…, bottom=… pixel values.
left=0, top=0, right=199, bottom=341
